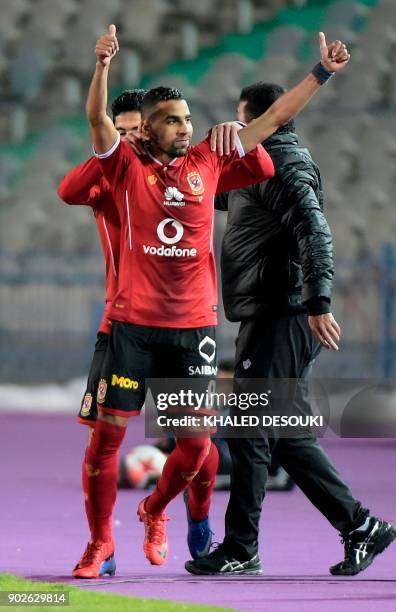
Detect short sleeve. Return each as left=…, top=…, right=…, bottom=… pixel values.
left=57, top=157, right=104, bottom=208
left=94, top=132, right=137, bottom=188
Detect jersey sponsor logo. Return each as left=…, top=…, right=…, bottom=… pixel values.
left=97, top=379, right=107, bottom=404
left=187, top=171, right=204, bottom=195
left=148, top=175, right=157, bottom=185
left=111, top=374, right=139, bottom=390
left=143, top=218, right=197, bottom=257
left=157, top=218, right=184, bottom=245
left=198, top=336, right=216, bottom=364
left=143, top=244, right=197, bottom=257
left=188, top=364, right=218, bottom=376
left=81, top=392, right=93, bottom=416
left=163, top=186, right=185, bottom=207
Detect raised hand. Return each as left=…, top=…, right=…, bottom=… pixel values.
left=319, top=31, right=350, bottom=73
left=95, top=24, right=119, bottom=66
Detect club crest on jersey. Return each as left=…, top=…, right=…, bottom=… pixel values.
left=81, top=393, right=93, bottom=416
left=187, top=171, right=204, bottom=196
left=97, top=379, right=107, bottom=404
left=148, top=175, right=157, bottom=185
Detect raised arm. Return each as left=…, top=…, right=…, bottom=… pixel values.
left=239, top=32, right=350, bottom=154
left=86, top=24, right=119, bottom=154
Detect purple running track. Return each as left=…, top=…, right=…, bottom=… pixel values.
left=1, top=414, right=395, bottom=611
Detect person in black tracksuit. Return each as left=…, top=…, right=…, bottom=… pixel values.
left=185, top=83, right=396, bottom=577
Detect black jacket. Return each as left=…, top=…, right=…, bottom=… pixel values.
left=216, top=132, right=334, bottom=322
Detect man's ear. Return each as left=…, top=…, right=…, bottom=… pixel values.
left=141, top=119, right=151, bottom=140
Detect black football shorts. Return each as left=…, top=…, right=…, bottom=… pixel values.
left=97, top=321, right=217, bottom=417
left=78, top=331, right=109, bottom=426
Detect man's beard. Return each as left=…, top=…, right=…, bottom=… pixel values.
left=169, top=144, right=189, bottom=157
left=147, top=138, right=189, bottom=158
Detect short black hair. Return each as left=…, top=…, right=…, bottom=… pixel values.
left=141, top=86, right=184, bottom=117
left=240, top=82, right=295, bottom=134
left=111, top=89, right=147, bottom=121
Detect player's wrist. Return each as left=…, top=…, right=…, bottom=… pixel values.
left=95, top=60, right=109, bottom=71
left=312, top=62, right=334, bottom=85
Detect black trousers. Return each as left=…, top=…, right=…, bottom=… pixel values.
left=223, top=314, right=369, bottom=559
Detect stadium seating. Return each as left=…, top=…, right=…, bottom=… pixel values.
left=3, top=0, right=391, bottom=257
left=2, top=0, right=396, bottom=379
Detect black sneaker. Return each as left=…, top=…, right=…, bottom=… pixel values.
left=330, top=516, right=396, bottom=576
left=185, top=545, right=262, bottom=575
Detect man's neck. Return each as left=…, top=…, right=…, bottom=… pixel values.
left=146, top=143, right=173, bottom=164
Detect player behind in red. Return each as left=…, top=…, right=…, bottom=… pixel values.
left=57, top=90, right=145, bottom=565
left=58, top=89, right=146, bottom=431
left=72, top=24, right=349, bottom=578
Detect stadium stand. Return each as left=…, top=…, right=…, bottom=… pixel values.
left=2, top=0, right=396, bottom=380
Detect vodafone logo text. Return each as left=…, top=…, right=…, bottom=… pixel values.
left=143, top=218, right=197, bottom=258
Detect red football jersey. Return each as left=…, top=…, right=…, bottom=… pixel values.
left=96, top=133, right=274, bottom=328
left=57, top=157, right=121, bottom=334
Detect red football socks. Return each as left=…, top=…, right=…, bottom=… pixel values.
left=82, top=446, right=94, bottom=534
left=145, top=437, right=216, bottom=516
left=83, top=419, right=126, bottom=542
left=188, top=441, right=219, bottom=520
